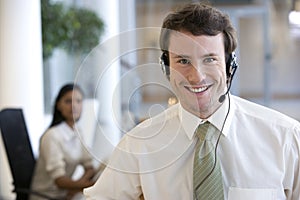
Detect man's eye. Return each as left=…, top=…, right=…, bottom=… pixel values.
left=204, top=57, right=216, bottom=63
left=178, top=58, right=191, bottom=65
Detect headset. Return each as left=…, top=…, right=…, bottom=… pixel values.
left=225, top=52, right=238, bottom=84
left=159, top=51, right=238, bottom=102
left=160, top=51, right=238, bottom=80
left=160, top=52, right=170, bottom=80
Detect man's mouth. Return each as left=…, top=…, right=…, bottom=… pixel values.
left=185, top=85, right=211, bottom=93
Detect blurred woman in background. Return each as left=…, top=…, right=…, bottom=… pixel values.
left=30, top=83, right=96, bottom=200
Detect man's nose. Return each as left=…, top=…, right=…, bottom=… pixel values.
left=187, top=65, right=206, bottom=83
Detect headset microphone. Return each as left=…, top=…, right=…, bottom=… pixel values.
left=218, top=93, right=227, bottom=103
left=218, top=52, right=238, bottom=103
left=218, top=79, right=233, bottom=103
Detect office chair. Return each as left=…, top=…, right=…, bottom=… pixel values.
left=0, top=108, right=60, bottom=200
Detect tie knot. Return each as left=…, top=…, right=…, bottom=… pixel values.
left=195, top=121, right=210, bottom=142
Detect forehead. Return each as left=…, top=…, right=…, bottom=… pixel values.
left=168, top=31, right=224, bottom=56
left=62, top=89, right=82, bottom=99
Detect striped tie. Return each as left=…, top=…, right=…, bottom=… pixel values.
left=193, top=122, right=224, bottom=200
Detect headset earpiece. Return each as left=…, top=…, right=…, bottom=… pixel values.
left=226, top=52, right=238, bottom=81
left=219, top=52, right=239, bottom=103
left=160, top=53, right=170, bottom=80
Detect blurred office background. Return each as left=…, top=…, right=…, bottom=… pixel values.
left=1, top=0, right=300, bottom=199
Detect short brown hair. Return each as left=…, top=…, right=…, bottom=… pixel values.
left=159, top=2, right=237, bottom=60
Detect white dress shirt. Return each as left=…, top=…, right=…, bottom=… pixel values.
left=30, top=122, right=94, bottom=200
left=84, top=95, right=300, bottom=200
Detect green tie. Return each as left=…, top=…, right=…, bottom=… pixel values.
left=193, top=122, right=224, bottom=200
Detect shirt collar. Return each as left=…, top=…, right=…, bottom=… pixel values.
left=179, top=94, right=233, bottom=140
left=59, top=122, right=77, bottom=141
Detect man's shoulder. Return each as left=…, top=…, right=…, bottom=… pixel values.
left=122, top=104, right=181, bottom=139
left=136, top=104, right=179, bottom=128
left=231, top=95, right=300, bottom=128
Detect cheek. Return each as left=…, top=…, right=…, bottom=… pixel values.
left=74, top=104, right=83, bottom=112
left=57, top=103, right=63, bottom=113
left=208, top=65, right=226, bottom=82
left=170, top=67, right=189, bottom=82
left=216, top=71, right=226, bottom=82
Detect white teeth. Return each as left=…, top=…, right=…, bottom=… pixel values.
left=188, top=86, right=208, bottom=93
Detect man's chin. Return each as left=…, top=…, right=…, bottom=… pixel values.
left=184, top=98, right=220, bottom=117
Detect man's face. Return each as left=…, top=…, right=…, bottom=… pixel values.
left=168, top=31, right=227, bottom=119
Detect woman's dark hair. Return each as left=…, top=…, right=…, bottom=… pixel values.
left=160, top=2, right=237, bottom=61
left=49, top=83, right=84, bottom=128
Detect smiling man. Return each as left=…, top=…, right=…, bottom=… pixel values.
left=167, top=32, right=227, bottom=119
left=84, top=3, right=300, bottom=200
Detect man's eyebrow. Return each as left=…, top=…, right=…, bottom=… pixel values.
left=170, top=53, right=218, bottom=59
left=170, top=54, right=191, bottom=59
left=202, top=53, right=218, bottom=57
